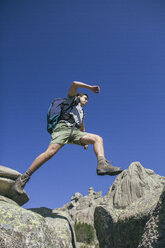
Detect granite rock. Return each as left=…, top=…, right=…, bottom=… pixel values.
left=94, top=162, right=165, bottom=248
left=0, top=165, right=29, bottom=206
left=0, top=202, right=77, bottom=248
left=54, top=187, right=104, bottom=226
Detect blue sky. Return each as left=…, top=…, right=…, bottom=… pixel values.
left=1, top=0, right=165, bottom=209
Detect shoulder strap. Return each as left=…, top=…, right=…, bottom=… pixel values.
left=61, top=96, right=78, bottom=112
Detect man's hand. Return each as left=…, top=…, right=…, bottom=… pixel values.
left=84, top=145, right=88, bottom=150
left=68, top=81, right=100, bottom=97
left=90, top=85, right=100, bottom=93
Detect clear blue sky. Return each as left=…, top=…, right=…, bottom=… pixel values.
left=1, top=0, right=165, bottom=209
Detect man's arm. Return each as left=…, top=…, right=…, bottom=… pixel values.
left=68, top=81, right=100, bottom=97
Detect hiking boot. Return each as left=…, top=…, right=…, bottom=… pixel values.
left=97, top=158, right=122, bottom=176
left=14, top=174, right=30, bottom=195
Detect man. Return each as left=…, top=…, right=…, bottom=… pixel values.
left=14, top=81, right=122, bottom=194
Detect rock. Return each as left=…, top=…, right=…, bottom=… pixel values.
left=0, top=165, right=29, bottom=206
left=0, top=177, right=29, bottom=206
left=0, top=195, right=18, bottom=206
left=94, top=162, right=165, bottom=248
left=0, top=201, right=77, bottom=248
left=105, top=161, right=165, bottom=209
left=71, top=192, right=83, bottom=202
left=0, top=165, right=21, bottom=180
left=137, top=188, right=165, bottom=248
left=54, top=187, right=104, bottom=247
left=76, top=242, right=98, bottom=248
left=28, top=206, right=56, bottom=217
left=54, top=187, right=104, bottom=226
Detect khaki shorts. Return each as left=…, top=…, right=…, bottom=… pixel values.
left=50, top=123, right=88, bottom=146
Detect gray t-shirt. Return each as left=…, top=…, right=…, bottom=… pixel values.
left=59, top=96, right=84, bottom=128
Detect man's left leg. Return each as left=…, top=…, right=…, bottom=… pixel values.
left=14, top=143, right=63, bottom=194
left=80, top=133, right=122, bottom=176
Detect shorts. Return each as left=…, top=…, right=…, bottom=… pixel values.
left=50, top=123, right=88, bottom=146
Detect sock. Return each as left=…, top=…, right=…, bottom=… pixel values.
left=24, top=169, right=33, bottom=177
left=97, top=156, right=105, bottom=161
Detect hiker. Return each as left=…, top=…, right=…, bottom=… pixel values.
left=14, top=81, right=122, bottom=194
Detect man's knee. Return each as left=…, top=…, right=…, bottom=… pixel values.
left=81, top=133, right=103, bottom=145
left=85, top=134, right=103, bottom=143
left=94, top=135, right=103, bottom=143
left=46, top=144, right=62, bottom=158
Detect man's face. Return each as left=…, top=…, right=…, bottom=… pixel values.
left=79, top=95, right=88, bottom=106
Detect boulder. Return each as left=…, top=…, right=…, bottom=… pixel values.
left=0, top=165, right=21, bottom=180
left=0, top=195, right=18, bottom=206
left=54, top=187, right=104, bottom=247
left=0, top=202, right=77, bottom=248
left=0, top=165, right=29, bottom=206
left=94, top=162, right=165, bottom=248
left=105, top=161, right=164, bottom=209
left=54, top=187, right=104, bottom=226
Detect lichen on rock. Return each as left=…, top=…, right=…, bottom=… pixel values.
left=0, top=202, right=76, bottom=248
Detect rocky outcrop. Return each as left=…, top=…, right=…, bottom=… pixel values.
left=0, top=165, right=29, bottom=206
left=138, top=189, right=165, bottom=248
left=54, top=187, right=104, bottom=226
left=0, top=202, right=77, bottom=248
left=1, top=162, right=165, bottom=247
left=94, top=162, right=165, bottom=248
left=54, top=187, right=103, bottom=247
left=0, top=166, right=77, bottom=248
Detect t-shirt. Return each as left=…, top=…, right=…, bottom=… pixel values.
left=59, top=96, right=84, bottom=128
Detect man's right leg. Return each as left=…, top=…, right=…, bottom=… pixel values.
left=80, top=133, right=122, bottom=176
left=14, top=143, right=63, bottom=194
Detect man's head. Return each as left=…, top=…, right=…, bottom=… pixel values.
left=77, top=93, right=89, bottom=106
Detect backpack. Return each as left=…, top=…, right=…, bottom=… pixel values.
left=47, top=97, right=76, bottom=134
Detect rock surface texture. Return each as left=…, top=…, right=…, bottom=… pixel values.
left=54, top=187, right=104, bottom=247
left=0, top=165, right=29, bottom=206
left=0, top=166, right=76, bottom=248
left=0, top=203, right=77, bottom=248
left=94, top=162, right=165, bottom=248
left=1, top=162, right=165, bottom=247
left=54, top=187, right=104, bottom=226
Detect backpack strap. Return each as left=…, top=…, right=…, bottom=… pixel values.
left=68, top=123, right=76, bottom=142
left=62, top=96, right=82, bottom=141
left=61, top=96, right=77, bottom=113
left=59, top=96, right=79, bottom=123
